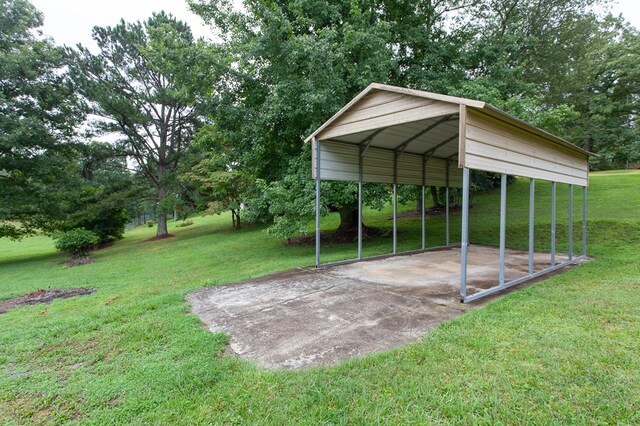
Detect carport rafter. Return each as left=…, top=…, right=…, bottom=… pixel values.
left=393, top=115, right=456, bottom=156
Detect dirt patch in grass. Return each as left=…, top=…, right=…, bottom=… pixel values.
left=65, top=256, right=95, bottom=267
left=394, top=205, right=464, bottom=219
left=142, top=233, right=175, bottom=243
left=0, top=288, right=95, bottom=314
left=288, top=227, right=388, bottom=245
left=95, top=241, right=114, bottom=250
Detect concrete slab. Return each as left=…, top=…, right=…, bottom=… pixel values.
left=187, top=245, right=571, bottom=369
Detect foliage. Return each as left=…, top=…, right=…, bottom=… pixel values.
left=455, top=1, right=640, bottom=167
left=53, top=228, right=100, bottom=256
left=63, top=197, right=129, bottom=243
left=247, top=144, right=389, bottom=239
left=175, top=219, right=194, bottom=227
left=188, top=0, right=471, bottom=233
left=188, top=0, right=639, bottom=237
left=0, top=0, right=84, bottom=239
left=54, top=143, right=148, bottom=243
left=181, top=153, right=253, bottom=229
left=68, top=12, right=218, bottom=237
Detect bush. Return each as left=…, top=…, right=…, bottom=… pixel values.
left=54, top=229, right=100, bottom=256
left=175, top=219, right=194, bottom=227
left=147, top=220, right=156, bottom=228
left=69, top=207, right=129, bottom=243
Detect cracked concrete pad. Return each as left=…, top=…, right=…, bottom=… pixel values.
left=187, top=245, right=572, bottom=369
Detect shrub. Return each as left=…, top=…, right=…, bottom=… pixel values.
left=54, top=229, right=100, bottom=256
left=175, top=219, right=194, bottom=227
left=68, top=207, right=129, bottom=243
left=147, top=220, right=156, bottom=228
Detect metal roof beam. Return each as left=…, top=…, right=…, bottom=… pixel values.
left=359, top=128, right=386, bottom=156
left=422, top=133, right=459, bottom=158
left=393, top=115, right=456, bottom=157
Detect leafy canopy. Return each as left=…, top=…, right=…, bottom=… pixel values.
left=0, top=0, right=84, bottom=239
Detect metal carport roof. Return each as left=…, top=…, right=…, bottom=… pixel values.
left=306, top=83, right=592, bottom=303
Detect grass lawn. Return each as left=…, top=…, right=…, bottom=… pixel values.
left=1, top=170, right=639, bottom=424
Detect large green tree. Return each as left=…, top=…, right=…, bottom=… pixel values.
left=189, top=0, right=472, bottom=236
left=457, top=0, right=640, bottom=167
left=69, top=12, right=217, bottom=237
left=59, top=142, right=149, bottom=243
left=0, top=0, right=84, bottom=239
left=190, top=0, right=638, bottom=238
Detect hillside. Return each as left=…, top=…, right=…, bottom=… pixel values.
left=1, top=171, right=639, bottom=424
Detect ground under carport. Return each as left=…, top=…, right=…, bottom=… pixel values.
left=188, top=245, right=570, bottom=369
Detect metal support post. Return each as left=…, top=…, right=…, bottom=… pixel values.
left=421, top=157, right=426, bottom=250
left=358, top=146, right=363, bottom=259
left=568, top=184, right=573, bottom=261
left=446, top=187, right=450, bottom=246
left=393, top=184, right=397, bottom=254
left=460, top=167, right=470, bottom=300
left=551, top=182, right=556, bottom=266
left=499, top=173, right=507, bottom=285
left=393, top=154, right=398, bottom=254
left=528, top=178, right=535, bottom=275
left=582, top=186, right=587, bottom=256
left=445, top=161, right=450, bottom=246
left=314, top=138, right=321, bottom=267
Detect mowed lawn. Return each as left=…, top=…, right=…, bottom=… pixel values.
left=1, top=171, right=639, bottom=424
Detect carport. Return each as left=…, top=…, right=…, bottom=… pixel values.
left=307, top=83, right=592, bottom=303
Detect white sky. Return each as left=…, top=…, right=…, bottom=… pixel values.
left=30, top=0, right=212, bottom=48
left=31, top=0, right=640, bottom=49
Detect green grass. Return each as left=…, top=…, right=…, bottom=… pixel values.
left=1, top=170, right=639, bottom=424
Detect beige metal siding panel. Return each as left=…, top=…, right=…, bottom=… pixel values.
left=466, top=118, right=587, bottom=171
left=317, top=141, right=359, bottom=181
left=396, top=154, right=422, bottom=185
left=314, top=140, right=463, bottom=188
left=426, top=157, right=463, bottom=187
left=465, top=139, right=586, bottom=178
left=465, top=156, right=587, bottom=186
left=464, top=110, right=589, bottom=186
left=458, top=104, right=466, bottom=168
left=362, top=147, right=395, bottom=184
left=336, top=97, right=439, bottom=126
left=318, top=92, right=459, bottom=141
left=353, top=91, right=406, bottom=111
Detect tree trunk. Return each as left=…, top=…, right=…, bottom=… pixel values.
left=231, top=209, right=241, bottom=229
left=430, top=186, right=441, bottom=208
left=416, top=197, right=421, bottom=213
left=337, top=207, right=359, bottom=232
left=156, top=179, right=169, bottom=237
left=157, top=214, right=168, bottom=236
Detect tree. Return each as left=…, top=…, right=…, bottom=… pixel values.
left=0, top=0, right=84, bottom=239
left=54, top=228, right=100, bottom=257
left=253, top=145, right=390, bottom=240
left=181, top=153, right=252, bottom=229
left=60, top=143, right=147, bottom=242
left=69, top=12, right=214, bottom=237
left=189, top=0, right=472, bottom=235
left=457, top=1, right=640, bottom=168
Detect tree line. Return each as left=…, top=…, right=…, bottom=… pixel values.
left=1, top=0, right=638, bottom=245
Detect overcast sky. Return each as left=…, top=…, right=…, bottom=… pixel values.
left=31, top=0, right=640, bottom=49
